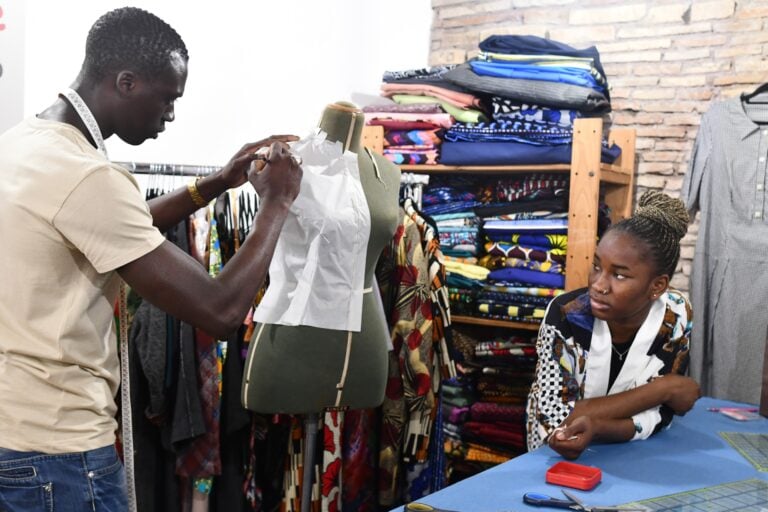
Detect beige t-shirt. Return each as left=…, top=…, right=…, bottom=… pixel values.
left=0, top=117, right=166, bottom=453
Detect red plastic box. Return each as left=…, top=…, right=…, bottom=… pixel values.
left=545, top=461, right=602, bottom=490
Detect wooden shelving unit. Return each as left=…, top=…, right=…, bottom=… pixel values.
left=363, top=118, right=636, bottom=331
left=451, top=315, right=541, bottom=330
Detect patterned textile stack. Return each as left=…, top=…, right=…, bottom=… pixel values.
left=441, top=328, right=537, bottom=484
left=420, top=177, right=488, bottom=315
left=475, top=173, right=570, bottom=323
left=438, top=34, right=620, bottom=166
left=423, top=173, right=596, bottom=324
left=365, top=65, right=487, bottom=165
left=369, top=36, right=621, bottom=167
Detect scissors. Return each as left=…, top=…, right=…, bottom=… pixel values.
left=523, top=489, right=646, bottom=512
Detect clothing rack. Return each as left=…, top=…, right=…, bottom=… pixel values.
left=401, top=172, right=430, bottom=186
left=116, top=161, right=219, bottom=177
left=400, top=172, right=429, bottom=209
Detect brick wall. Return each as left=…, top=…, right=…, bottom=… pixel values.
left=429, top=0, right=768, bottom=291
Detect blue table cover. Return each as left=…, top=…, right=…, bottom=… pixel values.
left=392, top=397, right=768, bottom=511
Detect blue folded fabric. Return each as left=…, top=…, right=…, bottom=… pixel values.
left=445, top=63, right=609, bottom=113
left=488, top=267, right=565, bottom=288
left=485, top=234, right=567, bottom=252
left=484, top=219, right=568, bottom=232
left=423, top=200, right=482, bottom=216
left=469, top=60, right=605, bottom=92
left=439, top=141, right=621, bottom=166
left=445, top=119, right=573, bottom=145
left=491, top=98, right=581, bottom=127
left=478, top=35, right=607, bottom=89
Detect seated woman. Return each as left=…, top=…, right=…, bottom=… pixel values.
left=526, top=190, right=700, bottom=460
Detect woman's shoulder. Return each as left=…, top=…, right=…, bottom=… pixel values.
left=550, top=287, right=589, bottom=308
left=664, top=288, right=691, bottom=310
left=663, top=288, right=693, bottom=329
left=545, top=287, right=593, bottom=332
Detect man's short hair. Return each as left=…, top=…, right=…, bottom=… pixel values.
left=82, top=7, right=188, bottom=82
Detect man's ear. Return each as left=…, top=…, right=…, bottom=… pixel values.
left=115, top=71, right=137, bottom=97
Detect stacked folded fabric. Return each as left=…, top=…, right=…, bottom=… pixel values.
left=422, top=177, right=484, bottom=255
left=381, top=65, right=489, bottom=125
left=366, top=65, right=486, bottom=165
left=436, top=34, right=620, bottom=166
left=363, top=103, right=453, bottom=165
left=441, top=330, right=536, bottom=483
left=468, top=174, right=571, bottom=322
left=447, top=34, right=610, bottom=113
left=363, top=66, right=462, bottom=165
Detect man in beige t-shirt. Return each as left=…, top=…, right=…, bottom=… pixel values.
left=0, top=7, right=302, bottom=511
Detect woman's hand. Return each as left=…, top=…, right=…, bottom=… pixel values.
left=549, top=416, right=594, bottom=460
left=219, top=135, right=299, bottom=189
left=655, top=374, right=701, bottom=415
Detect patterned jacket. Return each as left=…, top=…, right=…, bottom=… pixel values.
left=526, top=288, right=692, bottom=451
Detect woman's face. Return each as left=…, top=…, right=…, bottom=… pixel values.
left=588, top=230, right=666, bottom=326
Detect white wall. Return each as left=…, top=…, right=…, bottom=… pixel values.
left=21, top=1, right=432, bottom=165
left=0, top=2, right=25, bottom=134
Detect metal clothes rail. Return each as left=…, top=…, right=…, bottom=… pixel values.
left=116, top=161, right=218, bottom=177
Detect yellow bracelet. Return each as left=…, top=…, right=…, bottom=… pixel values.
left=187, top=178, right=208, bottom=208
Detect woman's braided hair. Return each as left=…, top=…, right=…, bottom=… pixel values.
left=609, top=190, right=690, bottom=277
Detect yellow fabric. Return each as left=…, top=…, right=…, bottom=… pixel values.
left=0, top=117, right=166, bottom=453
left=480, top=51, right=595, bottom=69
left=444, top=260, right=490, bottom=280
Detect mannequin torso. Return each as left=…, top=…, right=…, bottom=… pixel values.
left=241, top=102, right=400, bottom=413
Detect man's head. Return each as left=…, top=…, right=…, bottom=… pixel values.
left=79, top=7, right=189, bottom=145
left=81, top=7, right=188, bottom=84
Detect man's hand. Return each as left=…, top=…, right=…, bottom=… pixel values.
left=220, top=135, right=299, bottom=189
left=549, top=416, right=594, bottom=460
left=248, top=141, right=302, bottom=210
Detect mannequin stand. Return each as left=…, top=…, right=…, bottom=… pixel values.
left=301, top=413, right=320, bottom=512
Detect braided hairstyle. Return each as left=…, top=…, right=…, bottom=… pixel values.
left=608, top=190, right=690, bottom=277
left=80, top=7, right=188, bottom=83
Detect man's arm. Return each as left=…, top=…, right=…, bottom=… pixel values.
left=147, top=136, right=297, bottom=232
left=118, top=142, right=301, bottom=338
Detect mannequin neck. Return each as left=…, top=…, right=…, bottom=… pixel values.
left=318, top=101, right=364, bottom=153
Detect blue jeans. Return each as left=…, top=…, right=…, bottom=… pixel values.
left=0, top=444, right=128, bottom=511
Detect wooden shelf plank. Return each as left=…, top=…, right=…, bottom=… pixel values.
left=600, top=169, right=632, bottom=185
left=452, top=315, right=540, bottom=331
left=398, top=163, right=630, bottom=184
left=398, top=164, right=572, bottom=173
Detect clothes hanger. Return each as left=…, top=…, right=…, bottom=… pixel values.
left=147, top=165, right=157, bottom=200
left=742, top=83, right=768, bottom=104
left=238, top=193, right=247, bottom=242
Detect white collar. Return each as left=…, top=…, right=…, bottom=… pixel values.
left=584, top=296, right=666, bottom=398
left=61, top=88, right=108, bottom=158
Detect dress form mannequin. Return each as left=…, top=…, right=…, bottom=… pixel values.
left=241, top=101, right=401, bottom=413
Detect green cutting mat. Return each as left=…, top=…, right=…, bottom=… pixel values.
left=720, top=432, right=768, bottom=472
left=622, top=479, right=768, bottom=511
